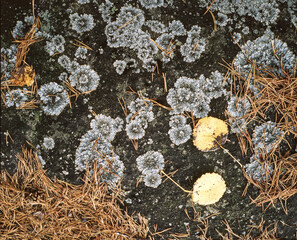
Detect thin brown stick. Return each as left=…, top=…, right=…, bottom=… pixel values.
left=161, top=170, right=192, bottom=194
left=118, top=13, right=142, bottom=30
left=162, top=72, right=167, bottom=92
left=72, top=39, right=93, bottom=50
left=204, top=0, right=216, bottom=15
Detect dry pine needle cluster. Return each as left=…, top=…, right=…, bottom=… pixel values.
left=0, top=147, right=149, bottom=240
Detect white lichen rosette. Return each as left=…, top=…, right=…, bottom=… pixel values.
left=69, top=65, right=100, bottom=92
left=136, top=151, right=165, bottom=188
left=39, top=82, right=68, bottom=116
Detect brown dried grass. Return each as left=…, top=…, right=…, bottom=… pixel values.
left=0, top=147, right=149, bottom=239
left=223, top=40, right=297, bottom=211
left=1, top=17, right=41, bottom=89
left=218, top=218, right=278, bottom=240
left=188, top=205, right=279, bottom=240
left=1, top=12, right=41, bottom=109
left=223, top=54, right=297, bottom=146
left=243, top=152, right=297, bottom=213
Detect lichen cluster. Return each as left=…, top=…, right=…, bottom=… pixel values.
left=75, top=114, right=124, bottom=186
left=136, top=151, right=164, bottom=188
left=125, top=98, right=155, bottom=140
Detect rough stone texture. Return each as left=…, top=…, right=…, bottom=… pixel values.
left=1, top=0, right=296, bottom=238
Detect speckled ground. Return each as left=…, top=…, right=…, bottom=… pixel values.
left=1, top=0, right=297, bottom=239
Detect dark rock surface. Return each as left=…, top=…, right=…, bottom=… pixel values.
left=1, top=0, right=296, bottom=238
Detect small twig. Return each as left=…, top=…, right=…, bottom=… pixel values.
left=72, top=39, right=93, bottom=51
left=117, top=97, right=128, bottom=117
left=208, top=10, right=217, bottom=32
left=161, top=170, right=192, bottom=194
left=162, top=72, right=167, bottom=92
left=204, top=0, right=216, bottom=15
left=5, top=130, right=14, bottom=145
left=117, top=13, right=142, bottom=30
left=26, top=140, right=40, bottom=152
left=215, top=140, right=243, bottom=168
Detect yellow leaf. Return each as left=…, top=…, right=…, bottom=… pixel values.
left=193, top=116, right=228, bottom=152
left=11, top=65, right=35, bottom=87
left=192, top=172, right=226, bottom=205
